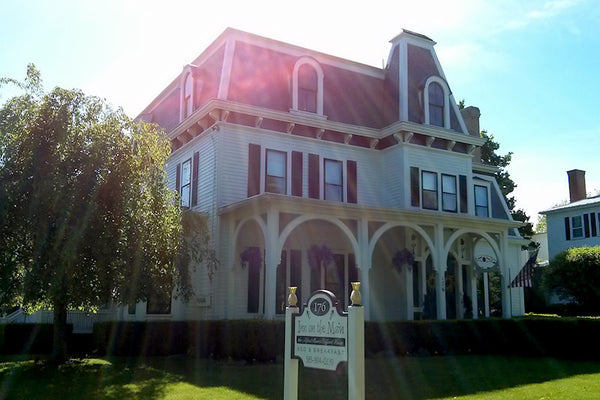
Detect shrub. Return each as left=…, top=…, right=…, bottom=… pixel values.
left=545, top=246, right=600, bottom=313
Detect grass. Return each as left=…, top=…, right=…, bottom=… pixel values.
left=0, top=355, right=599, bottom=400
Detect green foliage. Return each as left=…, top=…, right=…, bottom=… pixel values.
left=544, top=246, right=600, bottom=312
left=0, top=65, right=208, bottom=360
left=535, top=214, right=547, bottom=233
left=480, top=131, right=534, bottom=238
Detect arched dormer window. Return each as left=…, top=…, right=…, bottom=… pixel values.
left=183, top=73, right=193, bottom=119
left=179, top=65, right=202, bottom=123
left=423, top=76, right=450, bottom=129
left=292, top=57, right=324, bottom=115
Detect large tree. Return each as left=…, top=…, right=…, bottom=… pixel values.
left=459, top=100, right=533, bottom=238
left=0, top=65, right=198, bottom=362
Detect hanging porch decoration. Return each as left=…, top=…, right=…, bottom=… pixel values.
left=307, top=244, right=334, bottom=273
left=392, top=248, right=415, bottom=273
left=240, top=246, right=262, bottom=269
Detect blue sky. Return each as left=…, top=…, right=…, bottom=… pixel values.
left=1, top=0, right=599, bottom=227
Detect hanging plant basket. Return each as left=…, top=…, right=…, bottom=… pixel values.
left=392, top=248, right=415, bottom=273
left=240, top=246, right=262, bottom=268
left=307, top=244, right=333, bottom=272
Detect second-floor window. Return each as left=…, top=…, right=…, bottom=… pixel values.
left=442, top=174, right=457, bottom=212
left=422, top=171, right=438, bottom=210
left=324, top=159, right=343, bottom=201
left=265, top=149, right=287, bottom=194
left=474, top=185, right=489, bottom=217
left=180, top=158, right=191, bottom=208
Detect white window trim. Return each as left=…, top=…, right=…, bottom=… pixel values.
left=423, top=76, right=450, bottom=129
left=474, top=181, right=491, bottom=218
left=291, top=57, right=324, bottom=116
left=571, top=215, right=584, bottom=239
left=421, top=170, right=438, bottom=210
left=441, top=173, right=458, bottom=213
left=324, top=158, right=344, bottom=202
left=260, top=147, right=292, bottom=196
left=179, top=65, right=203, bottom=123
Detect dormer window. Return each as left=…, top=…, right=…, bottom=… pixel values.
left=292, top=57, right=324, bottom=115
left=423, top=76, right=450, bottom=129
left=298, top=65, right=317, bottom=112
left=179, top=65, right=202, bottom=123
left=183, top=73, right=193, bottom=119
left=428, top=82, right=444, bottom=127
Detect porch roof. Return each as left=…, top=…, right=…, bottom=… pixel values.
left=219, top=193, right=524, bottom=233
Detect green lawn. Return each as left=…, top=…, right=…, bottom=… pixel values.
left=1, top=355, right=599, bottom=400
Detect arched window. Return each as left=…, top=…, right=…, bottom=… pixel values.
left=423, top=76, right=450, bottom=129
left=292, top=57, right=324, bottom=115
left=298, top=64, right=318, bottom=113
left=183, top=73, right=193, bottom=119
left=428, top=82, right=444, bottom=127
left=179, top=65, right=202, bottom=123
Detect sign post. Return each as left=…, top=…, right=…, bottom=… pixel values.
left=284, top=287, right=299, bottom=400
left=284, top=283, right=364, bottom=400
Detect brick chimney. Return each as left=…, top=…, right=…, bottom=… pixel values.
left=567, top=169, right=586, bottom=203
left=460, top=106, right=481, bottom=162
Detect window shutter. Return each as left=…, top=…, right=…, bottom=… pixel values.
left=308, top=153, right=320, bottom=199
left=459, top=175, right=467, bottom=213
left=564, top=217, right=571, bottom=240
left=584, top=214, right=591, bottom=238
left=291, top=151, right=303, bottom=197
left=410, top=167, right=420, bottom=207
left=591, top=212, right=597, bottom=236
left=175, top=163, right=181, bottom=194
left=347, top=160, right=357, bottom=204
left=191, top=151, right=199, bottom=207
left=247, top=144, right=261, bottom=197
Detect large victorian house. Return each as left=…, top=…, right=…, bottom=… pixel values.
left=127, top=28, right=528, bottom=322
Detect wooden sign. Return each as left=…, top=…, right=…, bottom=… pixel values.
left=292, top=290, right=347, bottom=371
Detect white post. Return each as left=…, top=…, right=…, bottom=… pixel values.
left=284, top=288, right=299, bottom=400
left=348, top=283, right=365, bottom=400
left=483, top=272, right=490, bottom=318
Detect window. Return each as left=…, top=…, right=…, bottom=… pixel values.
left=422, top=171, right=438, bottom=210
left=442, top=174, right=457, bottom=212
left=424, top=76, right=449, bottom=128
left=474, top=185, right=489, bottom=217
left=183, top=73, right=193, bottom=119
left=180, top=158, right=191, bottom=208
left=298, top=64, right=317, bottom=113
left=324, top=159, right=343, bottom=201
left=428, top=82, right=444, bottom=127
left=292, top=58, right=324, bottom=115
left=265, top=149, right=286, bottom=194
left=571, top=215, right=584, bottom=238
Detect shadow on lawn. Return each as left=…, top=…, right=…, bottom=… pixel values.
left=1, top=355, right=599, bottom=400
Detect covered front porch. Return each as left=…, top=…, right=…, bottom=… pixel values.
left=219, top=194, right=523, bottom=321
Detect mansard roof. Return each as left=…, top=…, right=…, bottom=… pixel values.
left=139, top=27, right=481, bottom=153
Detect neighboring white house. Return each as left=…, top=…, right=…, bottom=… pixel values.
left=121, top=27, right=528, bottom=322
left=541, top=169, right=600, bottom=260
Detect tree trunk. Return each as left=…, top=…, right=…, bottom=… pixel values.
left=51, top=299, right=69, bottom=364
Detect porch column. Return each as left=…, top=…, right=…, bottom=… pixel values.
left=225, top=217, right=236, bottom=319
left=358, top=217, right=371, bottom=321
left=434, top=224, right=446, bottom=320
left=470, top=271, right=478, bottom=319
left=500, top=233, right=511, bottom=318
left=264, top=208, right=279, bottom=318
left=404, top=263, right=414, bottom=320
left=457, top=264, right=464, bottom=319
